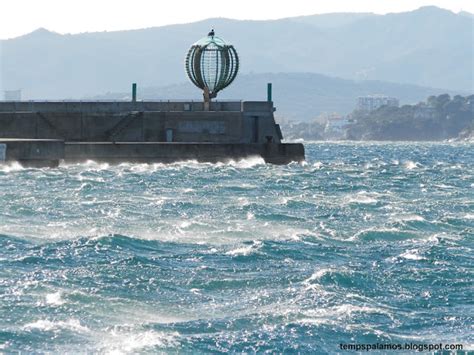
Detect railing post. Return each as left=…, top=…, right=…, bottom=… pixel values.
left=267, top=83, right=272, bottom=102
left=132, top=83, right=137, bottom=103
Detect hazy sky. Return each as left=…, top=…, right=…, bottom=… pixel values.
left=0, top=0, right=473, bottom=39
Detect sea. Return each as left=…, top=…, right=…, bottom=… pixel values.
left=0, top=142, right=472, bottom=353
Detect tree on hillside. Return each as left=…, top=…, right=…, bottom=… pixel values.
left=347, top=94, right=474, bottom=141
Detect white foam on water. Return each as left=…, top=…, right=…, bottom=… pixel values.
left=354, top=195, right=378, bottom=204
left=178, top=220, right=192, bottom=228
left=63, top=157, right=268, bottom=173
left=349, top=227, right=410, bottom=241
left=312, top=161, right=323, bottom=169
left=100, top=329, right=179, bottom=354
left=391, top=214, right=425, bottom=222
left=417, top=234, right=441, bottom=246
left=345, top=191, right=379, bottom=205
left=399, top=249, right=426, bottom=261
left=312, top=304, right=391, bottom=317
left=297, top=304, right=393, bottom=327
left=0, top=161, right=24, bottom=172
left=302, top=267, right=353, bottom=294
left=303, top=268, right=337, bottom=284
left=4, top=224, right=116, bottom=242
left=128, top=163, right=163, bottom=173
left=404, top=160, right=420, bottom=170
left=69, top=160, right=111, bottom=170
left=166, top=220, right=314, bottom=246
left=225, top=240, right=263, bottom=256
left=277, top=196, right=289, bottom=205
left=434, top=183, right=455, bottom=190
left=236, top=196, right=250, bottom=206
left=225, top=156, right=266, bottom=168
left=421, top=291, right=431, bottom=299
left=29, top=219, right=306, bottom=247
left=46, top=291, right=65, bottom=306
left=423, top=232, right=462, bottom=244
left=0, top=217, right=288, bottom=245
left=23, top=319, right=90, bottom=333
left=231, top=182, right=258, bottom=189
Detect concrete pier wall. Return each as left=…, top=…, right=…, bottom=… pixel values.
left=0, top=101, right=245, bottom=113
left=0, top=101, right=304, bottom=165
left=0, top=139, right=64, bottom=167
left=0, top=101, right=281, bottom=144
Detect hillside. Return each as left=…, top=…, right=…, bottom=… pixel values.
left=0, top=6, right=472, bottom=99
left=347, top=94, right=474, bottom=141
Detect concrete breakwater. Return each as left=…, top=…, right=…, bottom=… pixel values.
left=0, top=101, right=304, bottom=166
left=0, top=139, right=64, bottom=167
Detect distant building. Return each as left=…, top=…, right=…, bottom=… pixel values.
left=3, top=90, right=22, bottom=101
left=357, top=95, right=399, bottom=112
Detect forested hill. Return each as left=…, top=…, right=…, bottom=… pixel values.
left=347, top=94, right=474, bottom=141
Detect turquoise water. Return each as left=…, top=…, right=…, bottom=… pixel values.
left=0, top=143, right=472, bottom=353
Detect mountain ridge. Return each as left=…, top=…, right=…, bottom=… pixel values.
left=1, top=6, right=472, bottom=99
left=8, top=6, right=472, bottom=39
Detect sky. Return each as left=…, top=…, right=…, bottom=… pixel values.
left=0, top=0, right=473, bottom=39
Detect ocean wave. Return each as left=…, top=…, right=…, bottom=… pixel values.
left=397, top=249, right=427, bottom=261
left=45, top=291, right=65, bottom=306
left=390, top=214, right=425, bottom=222
left=59, top=156, right=267, bottom=172
left=301, top=266, right=375, bottom=292
left=303, top=268, right=343, bottom=284
left=300, top=304, right=393, bottom=321
left=225, top=240, right=263, bottom=256
left=403, top=160, right=421, bottom=170
left=23, top=319, right=90, bottom=333
left=343, top=191, right=389, bottom=206
left=61, top=160, right=111, bottom=170
left=98, top=329, right=179, bottom=354
left=0, top=161, right=25, bottom=172
left=351, top=228, right=418, bottom=241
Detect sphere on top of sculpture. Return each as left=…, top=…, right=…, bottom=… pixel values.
left=185, top=30, right=239, bottom=101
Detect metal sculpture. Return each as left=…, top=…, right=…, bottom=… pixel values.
left=185, top=30, right=239, bottom=103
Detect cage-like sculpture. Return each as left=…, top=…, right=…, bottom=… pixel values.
left=185, top=30, right=239, bottom=101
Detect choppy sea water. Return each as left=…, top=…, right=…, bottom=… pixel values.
left=0, top=142, right=472, bottom=353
